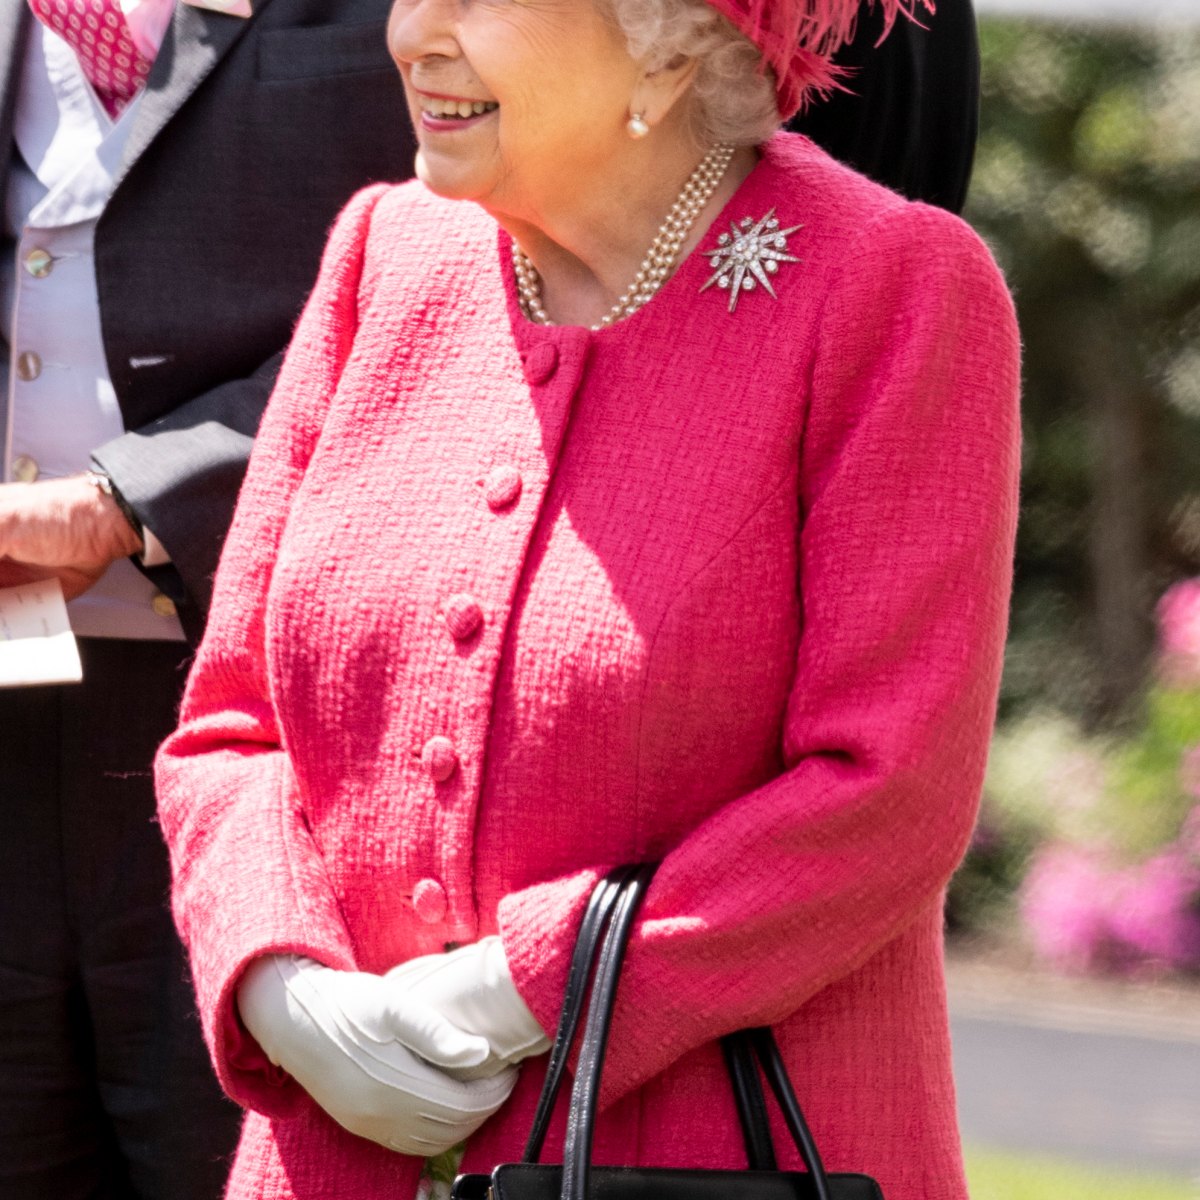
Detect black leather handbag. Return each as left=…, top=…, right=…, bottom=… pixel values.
left=451, top=865, right=884, bottom=1200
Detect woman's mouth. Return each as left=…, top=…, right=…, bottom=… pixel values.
left=417, top=94, right=499, bottom=130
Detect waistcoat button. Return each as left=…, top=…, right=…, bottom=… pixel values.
left=521, top=343, right=559, bottom=385
left=421, top=735, right=459, bottom=783
left=11, top=455, right=39, bottom=483
left=444, top=594, right=483, bottom=641
left=23, top=249, right=52, bottom=278
left=483, top=465, right=522, bottom=511
left=16, top=351, right=42, bottom=382
left=413, top=878, right=448, bottom=924
left=151, top=593, right=177, bottom=619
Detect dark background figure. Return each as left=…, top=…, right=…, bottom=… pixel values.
left=0, top=2, right=414, bottom=1196
left=791, top=0, right=981, bottom=214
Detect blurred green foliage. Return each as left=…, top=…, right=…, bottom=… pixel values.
left=979, top=683, right=1200, bottom=861
left=964, top=1146, right=1195, bottom=1199
left=1111, top=684, right=1200, bottom=852
left=948, top=674, right=1200, bottom=954
left=966, top=18, right=1200, bottom=724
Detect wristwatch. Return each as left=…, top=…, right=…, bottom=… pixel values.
left=83, top=469, right=143, bottom=545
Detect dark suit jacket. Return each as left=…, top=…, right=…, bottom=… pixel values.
left=0, top=0, right=415, bottom=637
left=791, top=0, right=980, bottom=215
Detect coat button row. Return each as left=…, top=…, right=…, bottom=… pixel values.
left=521, top=343, right=559, bottom=386
left=421, top=459, right=523, bottom=794
left=413, top=878, right=448, bottom=924
left=421, top=735, right=458, bottom=783
left=444, top=593, right=483, bottom=641
left=483, top=464, right=522, bottom=511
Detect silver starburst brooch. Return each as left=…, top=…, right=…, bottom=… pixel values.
left=700, top=208, right=802, bottom=313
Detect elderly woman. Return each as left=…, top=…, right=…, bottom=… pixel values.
left=155, top=0, right=1020, bottom=1197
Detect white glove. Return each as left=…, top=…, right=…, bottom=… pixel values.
left=384, top=936, right=551, bottom=1081
left=237, top=955, right=518, bottom=1154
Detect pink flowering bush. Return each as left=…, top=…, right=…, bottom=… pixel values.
left=1019, top=846, right=1120, bottom=972
left=960, top=577, right=1200, bottom=977
left=1109, top=850, right=1200, bottom=970
left=1021, top=844, right=1200, bottom=975
left=1157, top=579, right=1200, bottom=686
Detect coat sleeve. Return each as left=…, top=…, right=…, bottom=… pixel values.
left=91, top=351, right=283, bottom=633
left=154, top=185, right=389, bottom=1116
left=497, top=201, right=1022, bottom=1107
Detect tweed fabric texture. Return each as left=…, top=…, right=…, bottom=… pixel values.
left=156, top=132, right=1021, bottom=1200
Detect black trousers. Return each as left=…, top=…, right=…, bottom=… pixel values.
left=0, top=638, right=241, bottom=1200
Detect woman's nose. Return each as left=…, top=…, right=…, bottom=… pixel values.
left=388, top=0, right=461, bottom=64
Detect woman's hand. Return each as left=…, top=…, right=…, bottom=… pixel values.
left=384, top=937, right=550, bottom=1081
left=237, top=955, right=518, bottom=1155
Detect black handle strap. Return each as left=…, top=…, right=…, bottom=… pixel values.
left=746, top=1028, right=833, bottom=1200
left=562, top=863, right=655, bottom=1200
left=526, top=866, right=835, bottom=1200
left=720, top=1033, right=777, bottom=1170
left=523, top=866, right=637, bottom=1163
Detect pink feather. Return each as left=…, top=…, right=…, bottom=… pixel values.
left=706, top=0, right=936, bottom=119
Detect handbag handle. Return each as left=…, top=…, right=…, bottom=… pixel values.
left=522, top=865, right=637, bottom=1162
left=720, top=1032, right=777, bottom=1170
left=532, top=865, right=835, bottom=1200
left=745, top=1027, right=835, bottom=1199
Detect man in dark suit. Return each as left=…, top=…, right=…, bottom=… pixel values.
left=0, top=2, right=414, bottom=1195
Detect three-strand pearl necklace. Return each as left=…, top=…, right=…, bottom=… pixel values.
left=513, top=142, right=736, bottom=332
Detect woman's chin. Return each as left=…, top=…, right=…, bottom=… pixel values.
left=414, top=149, right=491, bottom=205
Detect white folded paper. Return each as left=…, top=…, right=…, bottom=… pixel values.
left=0, top=580, right=83, bottom=687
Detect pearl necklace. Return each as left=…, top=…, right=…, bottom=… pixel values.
left=513, top=142, right=736, bottom=331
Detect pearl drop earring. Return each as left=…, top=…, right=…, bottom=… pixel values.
left=627, top=112, right=650, bottom=139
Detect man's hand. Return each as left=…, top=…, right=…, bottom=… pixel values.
left=0, top=476, right=143, bottom=599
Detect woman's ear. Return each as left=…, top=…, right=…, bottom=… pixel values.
left=630, top=54, right=700, bottom=131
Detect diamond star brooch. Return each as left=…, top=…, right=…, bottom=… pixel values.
left=700, top=209, right=802, bottom=313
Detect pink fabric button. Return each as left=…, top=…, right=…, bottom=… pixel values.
left=412, top=878, right=448, bottom=924
left=444, top=594, right=483, bottom=641
left=421, top=736, right=459, bottom=783
left=521, top=343, right=559, bottom=385
left=483, top=465, right=522, bottom=511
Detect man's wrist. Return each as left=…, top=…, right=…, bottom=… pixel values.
left=83, top=469, right=144, bottom=553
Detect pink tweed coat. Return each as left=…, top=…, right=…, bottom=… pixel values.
left=156, top=133, right=1021, bottom=1200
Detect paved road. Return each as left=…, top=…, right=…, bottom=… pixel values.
left=975, top=0, right=1199, bottom=22
left=951, top=1012, right=1200, bottom=1176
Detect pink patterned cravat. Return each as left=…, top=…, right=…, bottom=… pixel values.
left=27, top=0, right=167, bottom=118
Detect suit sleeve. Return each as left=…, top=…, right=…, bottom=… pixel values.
left=154, top=185, right=388, bottom=1115
left=90, top=352, right=283, bottom=629
left=497, top=202, right=1022, bottom=1107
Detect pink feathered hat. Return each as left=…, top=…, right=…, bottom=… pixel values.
left=705, top=0, right=935, bottom=119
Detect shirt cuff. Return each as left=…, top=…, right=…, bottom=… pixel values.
left=140, top=526, right=171, bottom=567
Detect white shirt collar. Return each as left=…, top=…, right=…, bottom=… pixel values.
left=14, top=22, right=145, bottom=230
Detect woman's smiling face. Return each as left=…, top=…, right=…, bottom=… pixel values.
left=388, top=0, right=644, bottom=221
